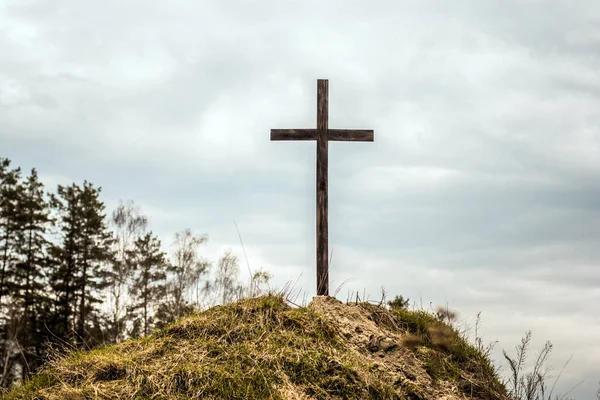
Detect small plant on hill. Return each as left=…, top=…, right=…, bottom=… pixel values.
left=387, top=294, right=410, bottom=310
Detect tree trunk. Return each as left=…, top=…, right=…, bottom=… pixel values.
left=0, top=223, right=12, bottom=309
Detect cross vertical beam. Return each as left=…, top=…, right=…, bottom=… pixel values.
left=316, top=79, right=329, bottom=297
left=270, top=79, right=374, bottom=297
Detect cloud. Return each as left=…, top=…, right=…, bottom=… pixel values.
left=2, top=0, right=599, bottom=396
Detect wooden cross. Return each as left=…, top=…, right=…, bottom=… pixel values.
left=270, top=79, right=374, bottom=296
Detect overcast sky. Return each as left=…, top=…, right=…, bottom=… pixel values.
left=2, top=0, right=599, bottom=397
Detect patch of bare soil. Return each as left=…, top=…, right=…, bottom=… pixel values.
left=308, top=296, right=504, bottom=400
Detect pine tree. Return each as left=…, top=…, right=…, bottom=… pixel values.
left=75, top=182, right=114, bottom=346
left=48, top=183, right=82, bottom=343
left=126, top=232, right=167, bottom=337
left=11, top=169, right=51, bottom=378
left=0, top=159, right=25, bottom=388
left=49, top=181, right=114, bottom=347
left=0, top=159, right=22, bottom=312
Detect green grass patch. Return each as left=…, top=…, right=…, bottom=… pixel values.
left=1, top=294, right=510, bottom=400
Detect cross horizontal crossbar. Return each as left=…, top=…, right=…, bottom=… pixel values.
left=271, top=129, right=374, bottom=142
left=269, top=79, right=374, bottom=297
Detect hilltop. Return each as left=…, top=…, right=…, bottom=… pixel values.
left=2, top=295, right=509, bottom=399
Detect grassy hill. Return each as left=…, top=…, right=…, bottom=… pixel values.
left=1, top=294, right=509, bottom=399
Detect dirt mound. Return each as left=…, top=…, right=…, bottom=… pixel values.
left=2, top=295, right=509, bottom=399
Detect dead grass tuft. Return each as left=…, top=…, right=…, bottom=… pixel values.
left=3, top=294, right=510, bottom=400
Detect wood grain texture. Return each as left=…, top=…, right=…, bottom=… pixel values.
left=316, top=79, right=329, bottom=296
left=269, top=79, right=374, bottom=297
left=270, top=129, right=374, bottom=141
left=328, top=129, right=374, bottom=142
left=270, top=129, right=317, bottom=141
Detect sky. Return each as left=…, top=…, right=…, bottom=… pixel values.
left=1, top=0, right=599, bottom=397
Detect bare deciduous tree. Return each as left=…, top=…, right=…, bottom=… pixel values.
left=169, top=229, right=209, bottom=317
left=215, top=250, right=243, bottom=305
left=108, top=200, right=147, bottom=343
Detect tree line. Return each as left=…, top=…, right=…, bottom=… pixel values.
left=0, top=157, right=271, bottom=389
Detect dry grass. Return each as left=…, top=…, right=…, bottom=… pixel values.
left=1, top=294, right=511, bottom=400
